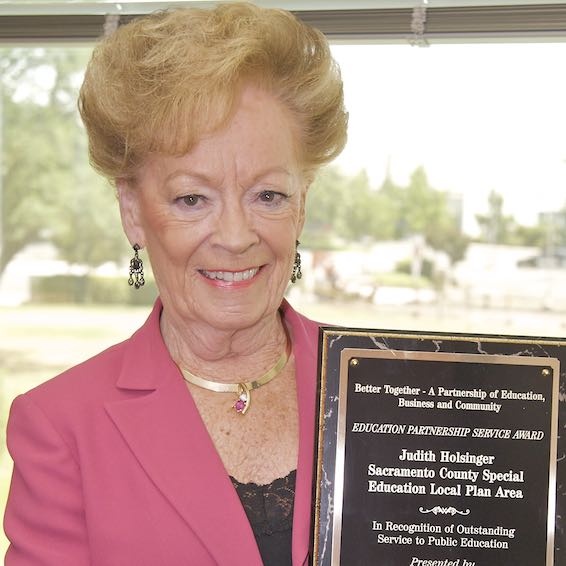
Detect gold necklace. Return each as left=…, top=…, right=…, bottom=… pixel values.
left=179, top=335, right=292, bottom=415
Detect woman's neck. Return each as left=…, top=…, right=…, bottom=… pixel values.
left=160, top=308, right=288, bottom=384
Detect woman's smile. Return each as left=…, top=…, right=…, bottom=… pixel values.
left=199, top=267, right=261, bottom=286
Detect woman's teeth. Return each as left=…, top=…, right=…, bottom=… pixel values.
left=201, top=268, right=259, bottom=282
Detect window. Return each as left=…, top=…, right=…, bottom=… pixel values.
left=297, top=40, right=566, bottom=335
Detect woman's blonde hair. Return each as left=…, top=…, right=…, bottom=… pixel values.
left=79, top=2, right=348, bottom=182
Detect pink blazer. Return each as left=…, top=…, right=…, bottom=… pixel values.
left=4, top=299, right=320, bottom=565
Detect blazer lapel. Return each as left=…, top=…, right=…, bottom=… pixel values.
left=105, top=301, right=263, bottom=566
left=282, top=301, right=320, bottom=566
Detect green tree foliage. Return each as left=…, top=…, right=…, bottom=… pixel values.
left=475, top=190, right=547, bottom=247
left=302, top=167, right=396, bottom=249
left=0, top=47, right=126, bottom=277
left=304, top=165, right=469, bottom=264
left=475, top=190, right=516, bottom=244
left=397, top=167, right=469, bottom=264
left=513, top=224, right=545, bottom=248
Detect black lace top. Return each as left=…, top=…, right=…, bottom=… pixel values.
left=230, top=469, right=296, bottom=565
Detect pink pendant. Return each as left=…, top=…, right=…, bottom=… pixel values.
left=234, top=386, right=250, bottom=414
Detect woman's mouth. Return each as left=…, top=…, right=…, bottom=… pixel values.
left=200, top=267, right=260, bottom=282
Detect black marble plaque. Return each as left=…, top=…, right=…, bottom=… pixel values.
left=311, top=329, right=565, bottom=566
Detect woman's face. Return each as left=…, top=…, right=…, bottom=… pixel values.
left=118, top=86, right=307, bottom=332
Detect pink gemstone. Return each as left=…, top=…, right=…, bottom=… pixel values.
left=234, top=399, right=246, bottom=412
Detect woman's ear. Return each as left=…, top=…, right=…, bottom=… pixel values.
left=116, top=178, right=146, bottom=248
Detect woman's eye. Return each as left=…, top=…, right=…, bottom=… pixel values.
left=259, top=190, right=286, bottom=204
left=181, top=194, right=202, bottom=207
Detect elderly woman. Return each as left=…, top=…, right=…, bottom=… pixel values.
left=4, top=3, right=347, bottom=565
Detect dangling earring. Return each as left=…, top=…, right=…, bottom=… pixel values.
left=291, top=240, right=302, bottom=283
left=128, top=244, right=145, bottom=289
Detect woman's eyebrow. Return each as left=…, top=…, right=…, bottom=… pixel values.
left=164, top=170, right=213, bottom=185
left=250, top=166, right=293, bottom=184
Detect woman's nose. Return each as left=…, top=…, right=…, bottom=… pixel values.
left=210, top=199, right=259, bottom=253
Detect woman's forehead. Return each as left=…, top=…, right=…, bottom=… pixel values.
left=142, top=87, right=304, bottom=185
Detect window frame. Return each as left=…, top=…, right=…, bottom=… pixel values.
left=1, top=4, right=566, bottom=43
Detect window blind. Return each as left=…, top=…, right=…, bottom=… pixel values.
left=1, top=4, right=566, bottom=42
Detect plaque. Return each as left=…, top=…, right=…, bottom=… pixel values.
left=311, top=329, right=565, bottom=566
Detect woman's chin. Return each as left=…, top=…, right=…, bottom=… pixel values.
left=201, top=304, right=273, bottom=332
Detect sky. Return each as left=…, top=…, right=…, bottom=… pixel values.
left=330, top=42, right=566, bottom=234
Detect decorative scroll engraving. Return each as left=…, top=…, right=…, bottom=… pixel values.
left=419, top=506, right=471, bottom=516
